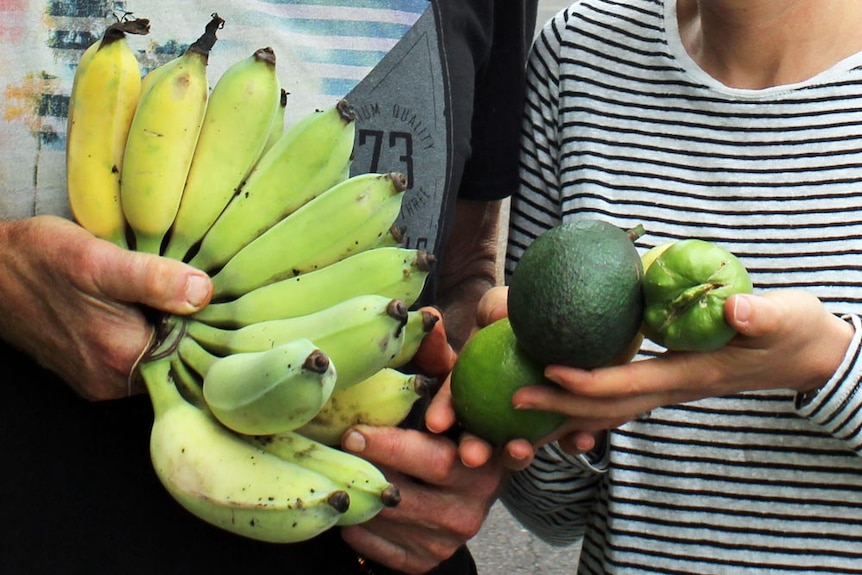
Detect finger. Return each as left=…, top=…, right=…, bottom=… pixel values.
left=458, top=432, right=496, bottom=468
left=557, top=430, right=600, bottom=455
left=511, top=382, right=665, bottom=426
left=476, top=285, right=509, bottom=327
left=342, top=425, right=461, bottom=486
left=425, top=377, right=458, bottom=434
left=411, top=306, right=457, bottom=378
left=543, top=350, right=712, bottom=399
left=726, top=292, right=781, bottom=338
left=501, top=439, right=535, bottom=471
left=340, top=525, right=435, bottom=575
left=93, top=248, right=213, bottom=315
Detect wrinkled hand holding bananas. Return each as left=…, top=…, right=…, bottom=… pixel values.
left=66, top=13, right=441, bottom=544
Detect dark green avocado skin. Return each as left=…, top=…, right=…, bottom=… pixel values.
left=508, top=219, right=644, bottom=369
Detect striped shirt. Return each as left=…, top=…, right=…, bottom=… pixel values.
left=503, top=1, right=862, bottom=573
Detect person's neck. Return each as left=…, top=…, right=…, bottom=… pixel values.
left=677, top=0, right=862, bottom=89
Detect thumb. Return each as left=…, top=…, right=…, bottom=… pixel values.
left=94, top=247, right=213, bottom=315
left=725, top=293, right=780, bottom=338
left=477, top=285, right=509, bottom=327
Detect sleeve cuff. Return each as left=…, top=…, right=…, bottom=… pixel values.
left=545, top=436, right=610, bottom=474
left=796, top=314, right=862, bottom=444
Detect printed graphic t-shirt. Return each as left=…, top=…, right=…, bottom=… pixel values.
left=0, top=2, right=537, bottom=574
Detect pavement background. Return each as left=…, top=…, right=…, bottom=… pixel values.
left=467, top=2, right=583, bottom=574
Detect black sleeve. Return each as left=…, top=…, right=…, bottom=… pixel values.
left=460, top=1, right=538, bottom=202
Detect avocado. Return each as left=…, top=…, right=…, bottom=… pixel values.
left=507, top=219, right=644, bottom=368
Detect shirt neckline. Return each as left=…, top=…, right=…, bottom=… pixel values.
left=662, top=0, right=862, bottom=98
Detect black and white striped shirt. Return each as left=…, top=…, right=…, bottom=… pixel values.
left=503, top=1, right=862, bottom=572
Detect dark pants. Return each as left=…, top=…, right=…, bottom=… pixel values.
left=0, top=343, right=476, bottom=575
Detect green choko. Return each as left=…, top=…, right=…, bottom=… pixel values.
left=641, top=238, right=753, bottom=351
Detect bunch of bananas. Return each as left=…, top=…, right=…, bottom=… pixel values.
left=66, top=14, right=443, bottom=543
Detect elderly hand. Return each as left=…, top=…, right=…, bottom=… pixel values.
left=0, top=216, right=213, bottom=400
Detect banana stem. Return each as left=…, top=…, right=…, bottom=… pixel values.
left=139, top=357, right=182, bottom=418
left=185, top=320, right=233, bottom=356
left=177, top=334, right=220, bottom=379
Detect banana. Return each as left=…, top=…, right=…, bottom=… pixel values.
left=210, top=172, right=408, bottom=299
left=297, top=367, right=442, bottom=446
left=66, top=17, right=150, bottom=248
left=186, top=295, right=409, bottom=391
left=120, top=14, right=222, bottom=254
left=138, top=356, right=350, bottom=543
left=193, top=247, right=434, bottom=328
left=169, top=354, right=205, bottom=408
left=261, top=87, right=288, bottom=156
left=376, top=224, right=407, bottom=248
left=176, top=335, right=337, bottom=436
left=162, top=47, right=282, bottom=262
left=388, top=309, right=439, bottom=369
left=250, top=431, right=401, bottom=526
left=188, top=99, right=358, bottom=272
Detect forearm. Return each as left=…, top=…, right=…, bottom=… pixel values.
left=435, top=198, right=504, bottom=351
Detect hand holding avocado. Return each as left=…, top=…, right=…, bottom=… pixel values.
left=440, top=219, right=854, bottom=460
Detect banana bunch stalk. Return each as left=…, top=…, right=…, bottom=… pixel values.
left=66, top=14, right=446, bottom=545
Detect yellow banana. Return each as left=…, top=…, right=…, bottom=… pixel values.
left=250, top=431, right=401, bottom=526
left=66, top=18, right=150, bottom=248
left=162, top=47, right=282, bottom=262
left=188, top=99, right=358, bottom=272
left=297, top=368, right=442, bottom=446
left=186, top=294, right=409, bottom=391
left=210, top=172, right=408, bottom=299
left=193, top=247, right=434, bottom=328
left=176, top=335, right=337, bottom=436
left=138, top=356, right=350, bottom=543
left=120, top=14, right=222, bottom=253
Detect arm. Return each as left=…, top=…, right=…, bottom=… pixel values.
left=435, top=197, right=504, bottom=351
left=0, top=215, right=212, bottom=400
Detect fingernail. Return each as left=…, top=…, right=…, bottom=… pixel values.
left=514, top=403, right=534, bottom=410
left=733, top=294, right=751, bottom=323
left=185, top=274, right=211, bottom=308
left=343, top=430, right=366, bottom=453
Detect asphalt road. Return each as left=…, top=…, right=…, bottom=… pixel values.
left=467, top=3, right=582, bottom=574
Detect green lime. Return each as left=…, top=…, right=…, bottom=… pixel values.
left=642, top=239, right=753, bottom=351
left=450, top=318, right=566, bottom=446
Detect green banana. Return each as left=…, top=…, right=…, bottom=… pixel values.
left=186, top=295, right=409, bottom=391
left=376, top=224, right=407, bottom=248
left=138, top=357, right=350, bottom=543
left=163, top=47, right=282, bottom=262
left=120, top=14, right=222, bottom=254
left=193, top=247, right=434, bottom=328
left=297, top=367, right=442, bottom=446
left=250, top=431, right=401, bottom=526
left=188, top=99, right=358, bottom=272
left=261, top=87, right=288, bottom=156
left=169, top=354, right=205, bottom=408
left=209, top=172, right=408, bottom=299
left=177, top=335, right=337, bottom=436
left=387, top=309, right=439, bottom=369
left=66, top=18, right=150, bottom=249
